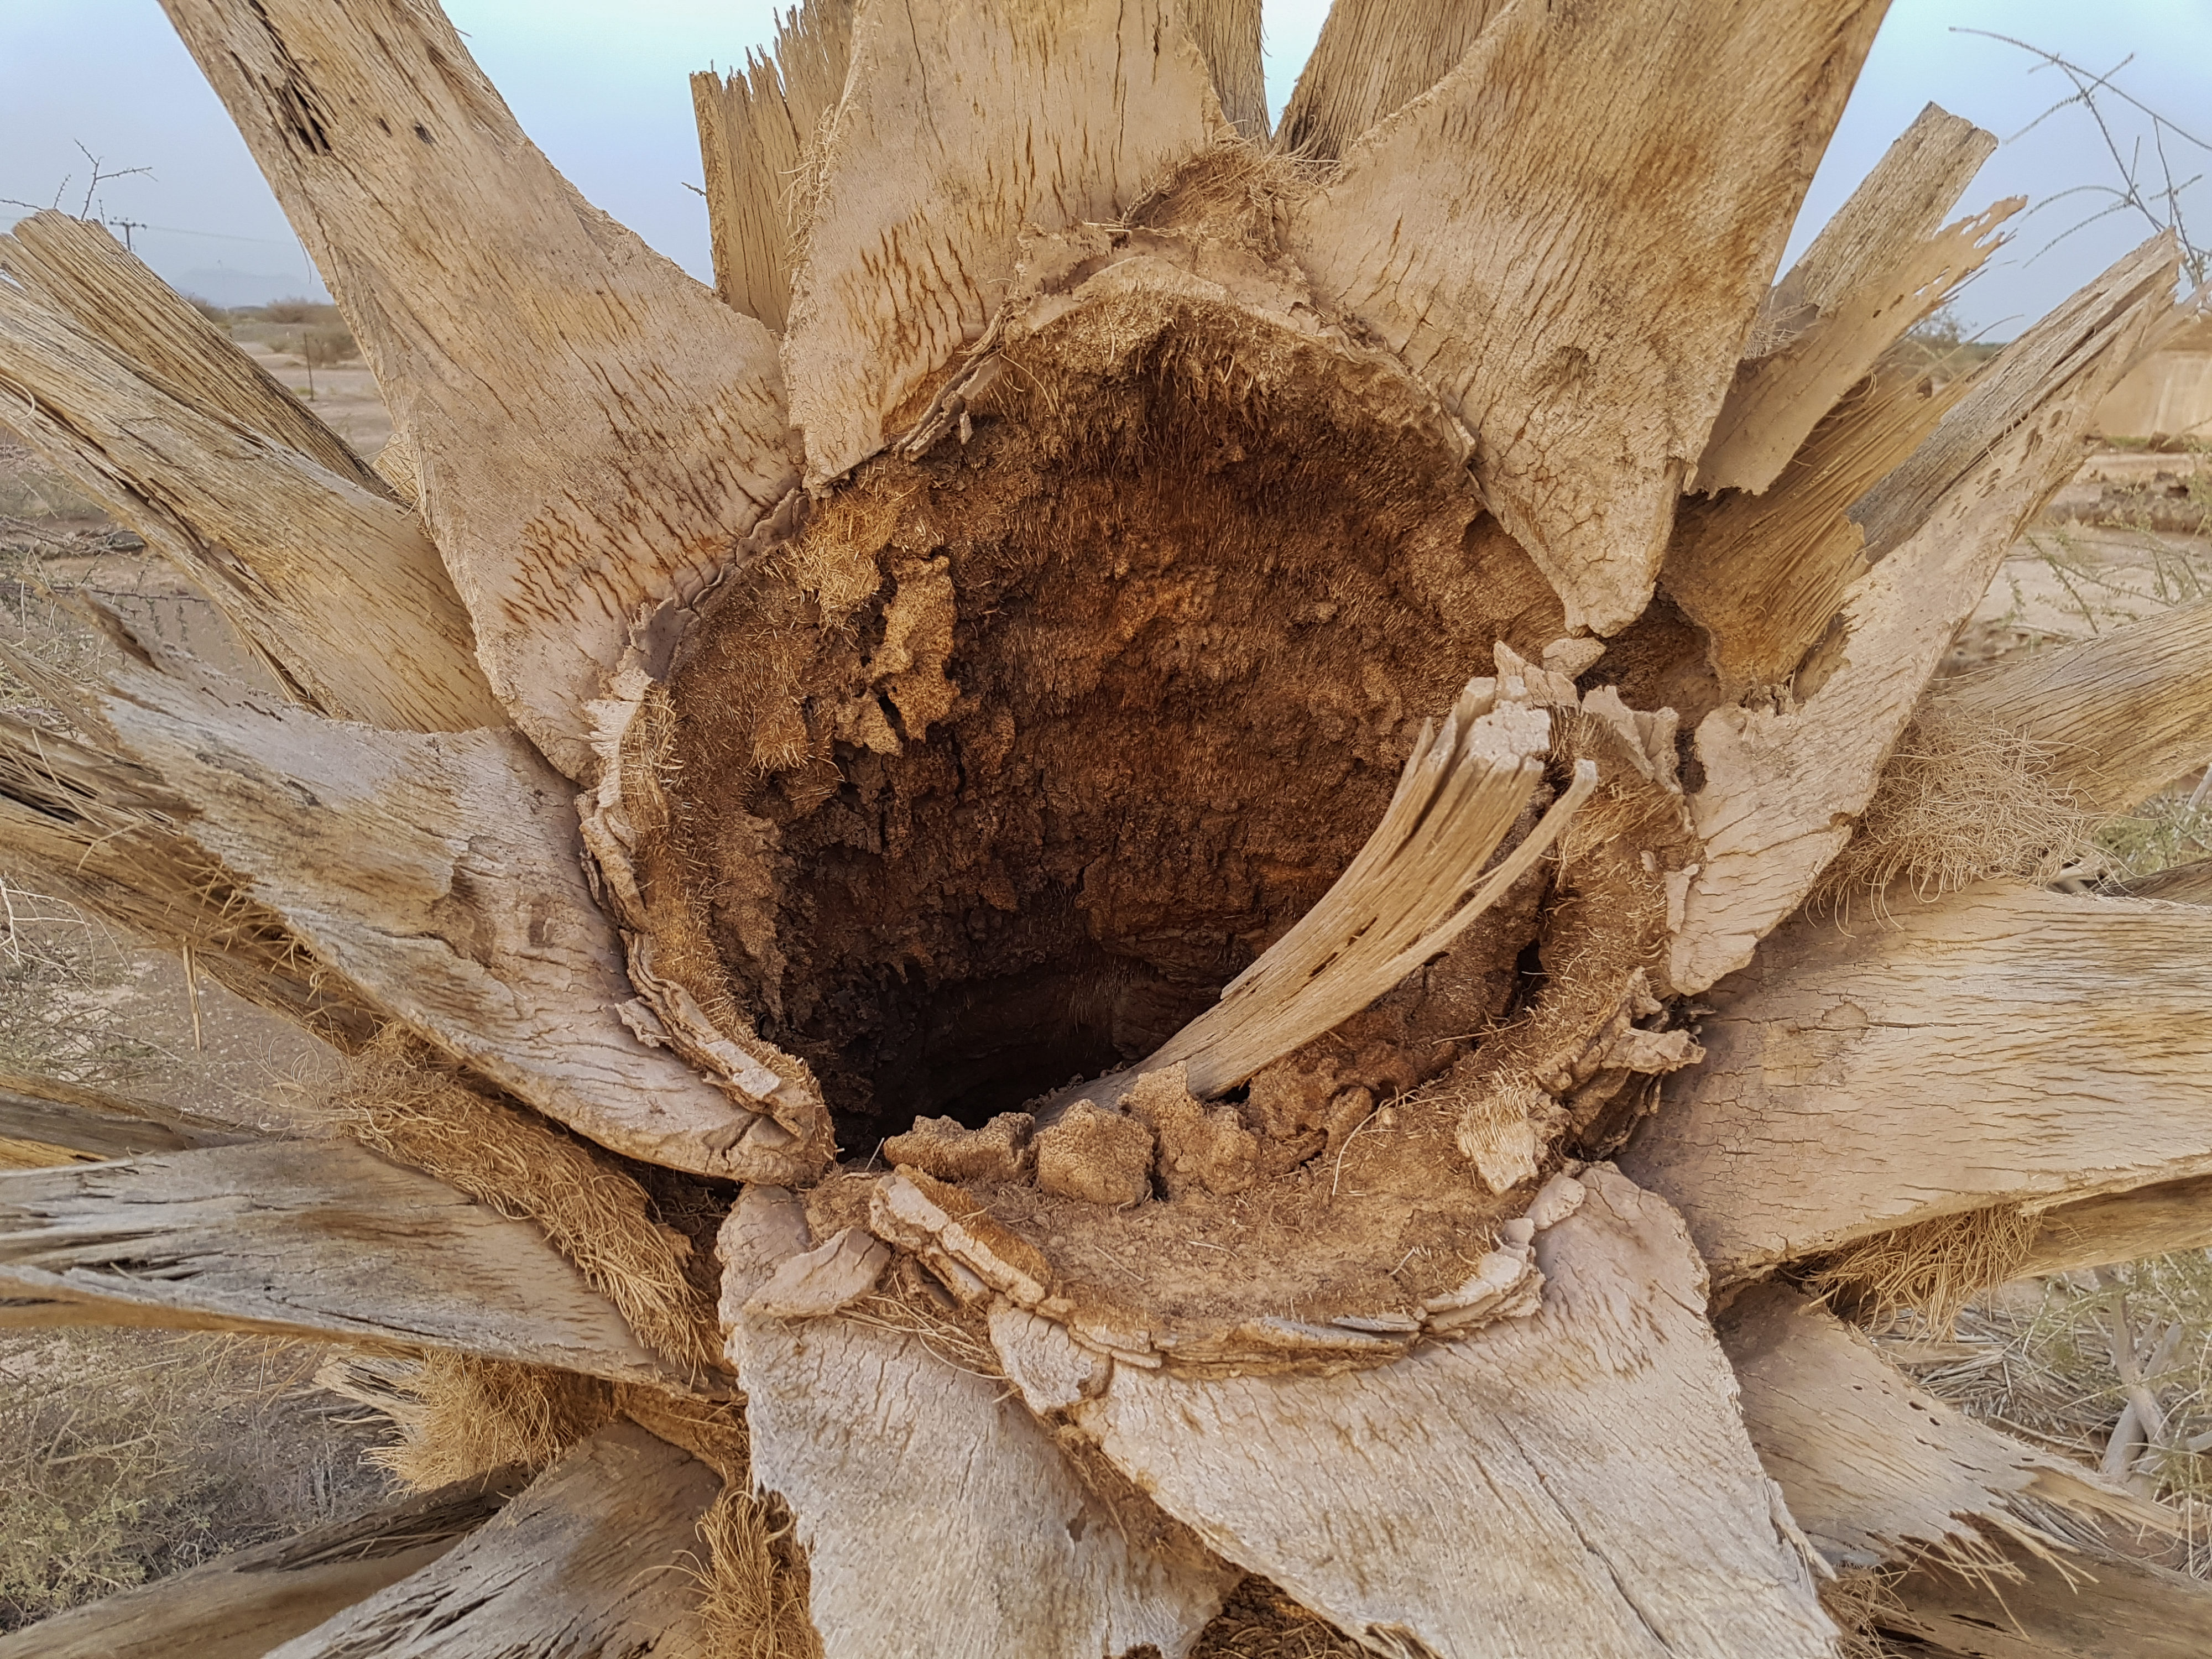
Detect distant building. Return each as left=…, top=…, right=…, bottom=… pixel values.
left=2094, top=315, right=2212, bottom=441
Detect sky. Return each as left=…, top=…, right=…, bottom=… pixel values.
left=3, top=0, right=2208, bottom=329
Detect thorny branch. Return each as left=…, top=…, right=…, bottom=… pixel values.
left=0, top=143, right=154, bottom=225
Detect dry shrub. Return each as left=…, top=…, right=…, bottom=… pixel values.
left=697, top=1485, right=823, bottom=1659
left=321, top=1350, right=614, bottom=1491
left=328, top=1030, right=720, bottom=1374
left=1817, top=702, right=2100, bottom=910
left=1812, top=1204, right=2043, bottom=1332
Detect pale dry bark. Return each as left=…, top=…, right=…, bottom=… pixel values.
left=0, top=1071, right=242, bottom=1162
left=0, top=1142, right=683, bottom=1384
left=2018, top=1174, right=2212, bottom=1279
left=780, top=0, right=1227, bottom=483
left=1276, top=0, right=1506, bottom=159
left=0, top=1470, right=524, bottom=1659
left=0, top=275, right=500, bottom=734
left=1291, top=0, right=1884, bottom=637
left=1024, top=1167, right=1836, bottom=1659
left=690, top=0, right=856, bottom=331
left=88, top=658, right=822, bottom=1181
left=720, top=1186, right=1238, bottom=1659
left=1181, top=0, right=1267, bottom=138
left=1695, top=102, right=2004, bottom=495
left=1627, top=885, right=2212, bottom=1281
left=160, top=0, right=797, bottom=775
left=2115, top=856, right=2212, bottom=902
left=262, top=1423, right=717, bottom=1659
left=1879, top=1550, right=2212, bottom=1658
left=1942, top=599, right=2212, bottom=815
left=1668, top=236, right=2178, bottom=993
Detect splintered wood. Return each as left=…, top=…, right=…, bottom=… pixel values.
left=0, top=1143, right=681, bottom=1384
left=1148, top=680, right=1593, bottom=1098
left=1292, top=0, right=1884, bottom=635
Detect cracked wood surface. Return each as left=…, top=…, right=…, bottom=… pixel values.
left=0, top=1142, right=679, bottom=1384
left=1291, top=0, right=1884, bottom=637
left=719, top=1185, right=1237, bottom=1659
left=263, top=1423, right=716, bottom=1659
left=1052, top=1166, right=1837, bottom=1659
left=0, top=1469, right=525, bottom=1659
left=161, top=0, right=796, bottom=775
left=1668, top=236, right=2178, bottom=994
left=91, top=661, right=818, bottom=1181
left=0, top=273, right=500, bottom=734
left=1628, top=885, right=2212, bottom=1281
left=781, top=0, right=1227, bottom=484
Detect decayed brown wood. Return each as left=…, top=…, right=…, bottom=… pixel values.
left=0, top=211, right=387, bottom=495
left=691, top=0, right=855, bottom=331
left=721, top=1186, right=1239, bottom=1659
left=0, top=1070, right=240, bottom=1164
left=1276, top=0, right=1505, bottom=159
left=261, top=1423, right=717, bottom=1659
left=88, top=659, right=826, bottom=1182
left=1182, top=0, right=1268, bottom=137
left=1041, top=1167, right=1836, bottom=1658
left=1626, top=885, right=2212, bottom=1282
left=1719, top=1283, right=2152, bottom=1573
left=0, top=1142, right=683, bottom=1384
left=160, top=0, right=797, bottom=776
left=1290, top=0, right=1884, bottom=637
left=0, top=276, right=501, bottom=734
left=1668, top=236, right=2178, bottom=993
left=1695, top=103, right=2005, bottom=495
left=1940, top=600, right=2212, bottom=815
left=0, top=1469, right=524, bottom=1659
left=1666, top=368, right=1962, bottom=698
left=780, top=0, right=1226, bottom=483
left=2017, top=1174, right=2212, bottom=1279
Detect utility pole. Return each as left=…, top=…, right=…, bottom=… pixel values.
left=106, top=217, right=146, bottom=253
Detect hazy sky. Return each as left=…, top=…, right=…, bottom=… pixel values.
left=4, top=0, right=2208, bottom=330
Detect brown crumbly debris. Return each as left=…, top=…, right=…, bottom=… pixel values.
left=1034, top=1102, right=1155, bottom=1206
left=883, top=1111, right=1035, bottom=1183
left=1122, top=1066, right=1259, bottom=1197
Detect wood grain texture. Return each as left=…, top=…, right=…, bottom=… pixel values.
left=1668, top=237, right=2177, bottom=994
left=1628, top=885, right=2212, bottom=1281
left=2114, top=855, right=2212, bottom=903
left=691, top=0, right=855, bottom=331
left=0, top=1071, right=241, bottom=1163
left=1181, top=0, right=1268, bottom=137
left=1880, top=1549, right=2212, bottom=1658
left=0, top=1469, right=524, bottom=1659
left=92, top=664, right=818, bottom=1182
left=1276, top=0, right=1506, bottom=159
left=781, top=0, right=1227, bottom=483
left=0, top=276, right=500, bottom=734
left=1943, top=599, right=2212, bottom=815
left=720, top=1186, right=1237, bottom=1659
left=1064, top=1166, right=1837, bottom=1659
left=2019, top=1173, right=2212, bottom=1279
left=160, top=0, right=797, bottom=775
left=1290, top=0, right=1885, bottom=637
left=1719, top=1282, right=2148, bottom=1573
left=0, top=1142, right=679, bottom=1383
left=262, top=1423, right=716, bottom=1659
left=1, top=210, right=388, bottom=496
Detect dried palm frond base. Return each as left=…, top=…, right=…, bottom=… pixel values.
left=325, top=1030, right=723, bottom=1375
left=319, top=1351, right=615, bottom=1491
left=1811, top=1204, right=2044, bottom=1332
left=1815, top=702, right=2101, bottom=911
left=696, top=1484, right=825, bottom=1659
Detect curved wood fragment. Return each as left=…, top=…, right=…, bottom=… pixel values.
left=0, top=276, right=501, bottom=734
left=1276, top=0, right=1505, bottom=159
left=1942, top=599, right=2212, bottom=815
left=1050, top=1166, right=1837, bottom=1658
left=0, top=1071, right=241, bottom=1165
left=263, top=1423, right=716, bottom=1659
left=2017, top=1173, right=2212, bottom=1279
left=1880, top=1550, right=2212, bottom=1658
left=1669, top=236, right=2179, bottom=993
left=2112, top=855, right=2212, bottom=904
left=781, top=0, right=1227, bottom=483
left=0, top=1469, right=525, bottom=1659
left=692, top=0, right=856, bottom=330
left=1628, top=886, right=2212, bottom=1281
left=160, top=0, right=798, bottom=775
left=1290, top=0, right=1884, bottom=635
left=0, top=1142, right=684, bottom=1385
left=720, top=1186, right=1238, bottom=1659
left=91, top=661, right=828, bottom=1181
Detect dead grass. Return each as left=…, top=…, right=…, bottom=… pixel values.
left=695, top=1485, right=824, bottom=1659
left=1812, top=1204, right=2044, bottom=1333
left=327, top=1030, right=722, bottom=1376
left=318, top=1350, right=615, bottom=1491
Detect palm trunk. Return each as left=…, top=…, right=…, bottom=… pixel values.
left=3, top=1, right=2209, bottom=1655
